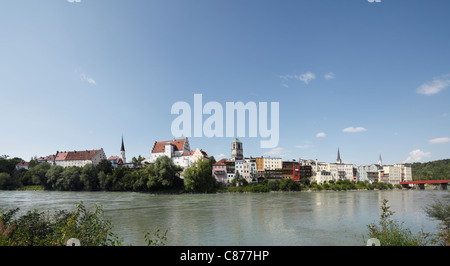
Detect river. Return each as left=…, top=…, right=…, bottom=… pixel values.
left=0, top=189, right=448, bottom=246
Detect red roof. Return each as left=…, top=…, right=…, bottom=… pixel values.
left=152, top=138, right=187, bottom=153
left=56, top=150, right=102, bottom=161
left=55, top=151, right=69, bottom=161
left=213, top=158, right=228, bottom=166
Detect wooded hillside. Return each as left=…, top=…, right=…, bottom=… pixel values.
left=409, top=159, right=450, bottom=180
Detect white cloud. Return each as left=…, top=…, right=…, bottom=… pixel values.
left=324, top=72, right=335, bottom=80
left=342, top=126, right=367, bottom=133
left=296, top=72, right=316, bottom=84
left=80, top=73, right=97, bottom=85
left=428, top=137, right=450, bottom=144
left=215, top=153, right=226, bottom=158
left=403, top=149, right=431, bottom=163
left=416, top=75, right=450, bottom=95
left=280, top=72, right=316, bottom=85
left=67, top=0, right=81, bottom=2
left=316, top=132, right=327, bottom=138
left=295, top=145, right=312, bottom=149
left=263, top=147, right=290, bottom=158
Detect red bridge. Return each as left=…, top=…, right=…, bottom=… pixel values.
left=399, top=180, right=449, bottom=190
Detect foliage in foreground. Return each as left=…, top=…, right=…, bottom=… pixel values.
left=0, top=203, right=170, bottom=246
left=367, top=198, right=450, bottom=246
left=423, top=195, right=450, bottom=246
left=0, top=202, right=121, bottom=246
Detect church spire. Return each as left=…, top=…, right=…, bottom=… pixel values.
left=378, top=153, right=382, bottom=166
left=121, top=135, right=125, bottom=152
left=120, top=136, right=126, bottom=163
left=336, top=148, right=342, bottom=164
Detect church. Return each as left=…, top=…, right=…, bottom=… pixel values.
left=108, top=136, right=134, bottom=168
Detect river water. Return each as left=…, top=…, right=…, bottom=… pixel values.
left=0, top=189, right=448, bottom=246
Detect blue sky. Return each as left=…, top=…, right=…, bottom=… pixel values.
left=1, top=0, right=449, bottom=165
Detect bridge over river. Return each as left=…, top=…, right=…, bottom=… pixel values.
left=399, top=180, right=449, bottom=190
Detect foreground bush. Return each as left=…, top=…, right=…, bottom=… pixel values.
left=367, top=199, right=430, bottom=246
left=0, top=202, right=121, bottom=246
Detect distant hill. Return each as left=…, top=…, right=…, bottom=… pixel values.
left=408, top=159, right=450, bottom=181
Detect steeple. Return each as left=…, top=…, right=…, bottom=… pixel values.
left=336, top=148, right=342, bottom=164
left=378, top=154, right=382, bottom=166
left=121, top=135, right=125, bottom=152
left=120, top=136, right=126, bottom=163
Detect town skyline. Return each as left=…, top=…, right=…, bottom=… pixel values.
left=1, top=1, right=449, bottom=165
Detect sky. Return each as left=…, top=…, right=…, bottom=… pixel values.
left=1, top=0, right=449, bottom=166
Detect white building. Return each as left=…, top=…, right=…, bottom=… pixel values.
left=263, top=157, right=282, bottom=170
left=234, top=158, right=257, bottom=183
left=304, top=149, right=356, bottom=184
left=144, top=138, right=208, bottom=168
left=357, top=164, right=381, bottom=183
left=380, top=164, right=412, bottom=185
left=54, top=149, right=107, bottom=168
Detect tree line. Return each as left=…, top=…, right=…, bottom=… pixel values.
left=0, top=155, right=219, bottom=193
left=409, top=159, right=450, bottom=181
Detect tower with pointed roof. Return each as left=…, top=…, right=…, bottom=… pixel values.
left=378, top=154, right=382, bottom=167
left=336, top=148, right=342, bottom=164
left=120, top=136, right=126, bottom=164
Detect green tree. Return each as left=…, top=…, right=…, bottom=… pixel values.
left=96, top=159, right=113, bottom=175
left=29, top=162, right=51, bottom=187
left=231, top=171, right=248, bottom=187
left=184, top=159, right=217, bottom=193
left=267, top=180, right=280, bottom=191
left=0, top=157, right=22, bottom=177
left=146, top=156, right=183, bottom=192
left=62, top=167, right=82, bottom=191
left=279, top=179, right=301, bottom=191
left=98, top=171, right=109, bottom=191
left=45, top=165, right=65, bottom=190
left=80, top=164, right=99, bottom=191
left=0, top=173, right=11, bottom=190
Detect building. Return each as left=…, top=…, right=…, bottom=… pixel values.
left=380, top=164, right=412, bottom=185
left=256, top=157, right=264, bottom=172
left=144, top=138, right=191, bottom=168
left=36, top=155, right=56, bottom=166
left=226, top=160, right=235, bottom=181
left=144, top=138, right=208, bottom=168
left=282, top=161, right=300, bottom=181
left=305, top=148, right=356, bottom=184
left=15, top=161, right=29, bottom=170
left=54, top=149, right=107, bottom=168
left=357, top=164, right=381, bottom=183
left=235, top=158, right=257, bottom=183
left=263, top=157, right=282, bottom=170
left=190, top=148, right=209, bottom=165
left=212, top=158, right=228, bottom=184
left=231, top=138, right=243, bottom=160
left=108, top=136, right=135, bottom=168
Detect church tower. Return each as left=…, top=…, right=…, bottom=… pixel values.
left=378, top=154, right=382, bottom=166
left=120, top=136, right=126, bottom=163
left=336, top=148, right=342, bottom=164
left=231, top=138, right=243, bottom=160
